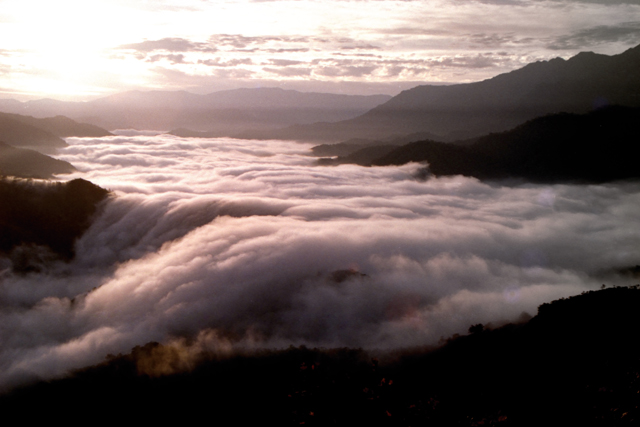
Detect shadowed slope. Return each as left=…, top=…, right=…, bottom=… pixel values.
left=1, top=113, right=112, bottom=138
left=251, top=44, right=640, bottom=142
left=1, top=286, right=638, bottom=425
left=368, top=106, right=640, bottom=183
left=0, top=178, right=110, bottom=271
left=0, top=142, right=76, bottom=179
left=0, top=116, right=66, bottom=148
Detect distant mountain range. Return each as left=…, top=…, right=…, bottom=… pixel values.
left=4, top=113, right=112, bottom=138
left=0, top=112, right=111, bottom=178
left=246, top=44, right=640, bottom=142
left=320, top=106, right=640, bottom=183
left=2, top=45, right=638, bottom=144
left=0, top=112, right=112, bottom=149
left=0, top=88, right=392, bottom=134
left=0, top=115, right=67, bottom=148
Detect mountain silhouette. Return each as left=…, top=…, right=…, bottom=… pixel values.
left=311, top=131, right=447, bottom=158
left=0, top=88, right=392, bottom=134
left=250, top=44, right=640, bottom=142
left=0, top=115, right=67, bottom=148
left=0, top=142, right=76, bottom=179
left=325, top=106, right=640, bottom=183
left=3, top=113, right=112, bottom=138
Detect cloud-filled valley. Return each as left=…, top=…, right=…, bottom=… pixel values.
left=1, top=134, right=639, bottom=391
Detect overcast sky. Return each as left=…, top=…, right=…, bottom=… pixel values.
left=1, top=0, right=639, bottom=100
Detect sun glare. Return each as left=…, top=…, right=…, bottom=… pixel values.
left=0, top=0, right=160, bottom=98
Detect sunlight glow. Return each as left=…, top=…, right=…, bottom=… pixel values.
left=0, top=0, right=638, bottom=99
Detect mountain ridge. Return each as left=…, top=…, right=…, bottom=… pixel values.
left=243, top=44, right=640, bottom=142
left=0, top=141, right=76, bottom=178
left=0, top=115, right=67, bottom=148
left=0, top=88, right=393, bottom=133
left=364, top=105, right=640, bottom=183
left=1, top=113, right=112, bottom=138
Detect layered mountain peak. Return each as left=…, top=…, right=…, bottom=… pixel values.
left=259, top=43, right=640, bottom=142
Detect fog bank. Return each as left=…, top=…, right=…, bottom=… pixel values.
left=1, top=134, right=638, bottom=390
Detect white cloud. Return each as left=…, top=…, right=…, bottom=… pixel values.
left=1, top=135, right=638, bottom=390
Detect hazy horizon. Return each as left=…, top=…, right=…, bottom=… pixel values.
left=1, top=0, right=639, bottom=101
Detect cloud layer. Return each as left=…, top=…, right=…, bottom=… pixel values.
left=1, top=134, right=639, bottom=390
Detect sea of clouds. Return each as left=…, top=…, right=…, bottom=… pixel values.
left=1, top=134, right=639, bottom=390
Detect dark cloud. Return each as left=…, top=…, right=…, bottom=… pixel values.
left=147, top=54, right=187, bottom=64
left=198, top=58, right=254, bottom=67
left=454, top=0, right=639, bottom=4
left=151, top=66, right=255, bottom=87
left=115, top=34, right=316, bottom=62
left=262, top=67, right=312, bottom=77
left=306, top=53, right=508, bottom=78
left=210, top=34, right=270, bottom=49
left=466, top=33, right=535, bottom=48
left=206, top=34, right=382, bottom=54
left=557, top=0, right=640, bottom=4
left=208, top=68, right=256, bottom=79
left=334, top=52, right=382, bottom=58
left=264, top=48, right=310, bottom=53
left=340, top=44, right=382, bottom=50
left=427, top=54, right=503, bottom=68
left=452, top=0, right=524, bottom=4
left=379, top=27, right=453, bottom=36
left=267, top=59, right=306, bottom=66
left=119, top=37, right=216, bottom=53
left=315, top=65, right=378, bottom=77
left=209, top=34, right=310, bottom=49
left=547, top=22, right=640, bottom=50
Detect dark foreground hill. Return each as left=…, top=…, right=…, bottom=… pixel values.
left=326, top=106, right=640, bottom=184
left=0, top=142, right=76, bottom=179
left=2, top=285, right=639, bottom=425
left=0, top=178, right=110, bottom=272
left=249, top=44, right=640, bottom=142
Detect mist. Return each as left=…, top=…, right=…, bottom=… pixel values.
left=1, top=134, right=639, bottom=391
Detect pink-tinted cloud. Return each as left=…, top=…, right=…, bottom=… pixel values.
left=1, top=135, right=638, bottom=390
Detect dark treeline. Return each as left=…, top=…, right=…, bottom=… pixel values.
left=2, top=286, right=639, bottom=425
left=322, top=106, right=640, bottom=184
left=0, top=178, right=109, bottom=272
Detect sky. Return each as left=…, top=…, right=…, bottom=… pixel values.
left=2, top=134, right=639, bottom=389
left=1, top=0, right=640, bottom=100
